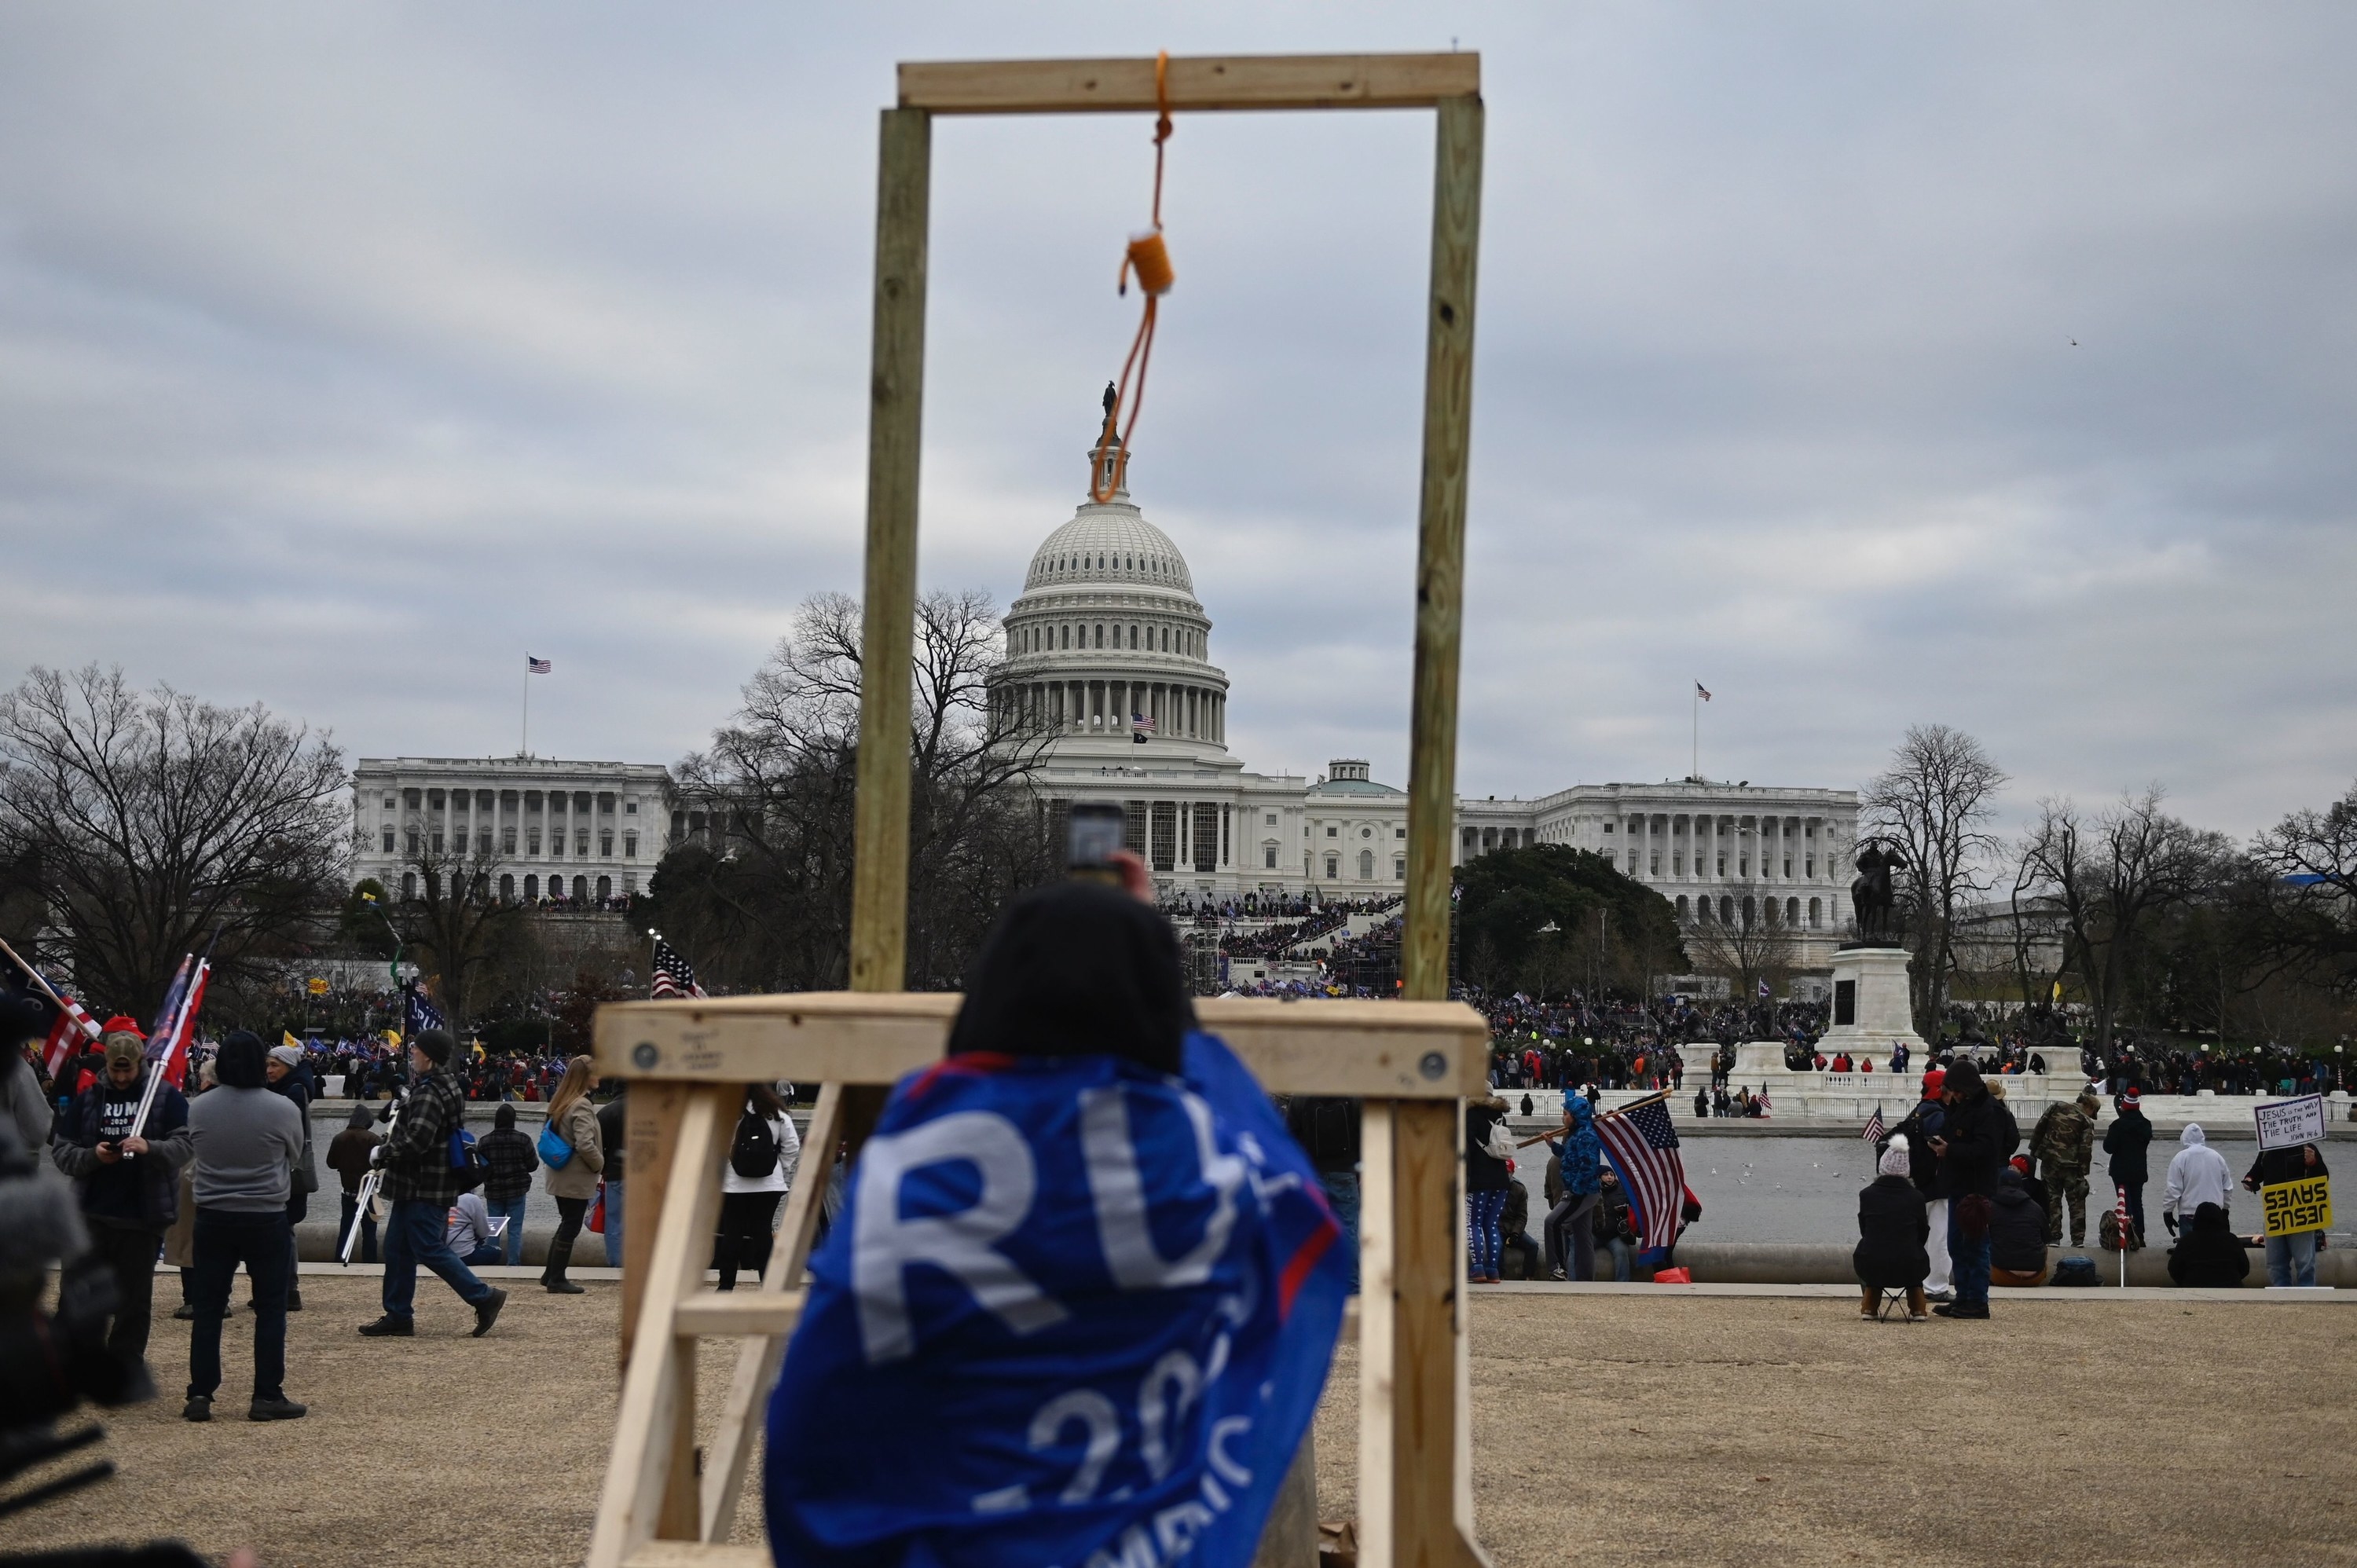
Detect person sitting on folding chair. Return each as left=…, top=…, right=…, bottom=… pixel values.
left=1854, top=1134, right=1930, bottom=1321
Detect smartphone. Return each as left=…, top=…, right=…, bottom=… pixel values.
left=1067, top=802, right=1127, bottom=874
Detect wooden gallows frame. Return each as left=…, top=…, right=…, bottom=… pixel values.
left=586, top=50, right=1488, bottom=1568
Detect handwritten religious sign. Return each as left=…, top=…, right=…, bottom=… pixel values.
left=2254, top=1094, right=2326, bottom=1152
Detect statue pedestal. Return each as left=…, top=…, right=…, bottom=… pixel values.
left=1821, top=944, right=1926, bottom=1061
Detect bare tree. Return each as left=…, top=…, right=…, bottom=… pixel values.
left=656, top=589, right=1058, bottom=991
left=2225, top=778, right=2357, bottom=1013
left=1862, top=724, right=2007, bottom=1035
left=383, top=811, right=524, bottom=1031
left=0, top=665, right=346, bottom=1020
left=2016, top=786, right=2231, bottom=1050
left=1683, top=888, right=1800, bottom=1027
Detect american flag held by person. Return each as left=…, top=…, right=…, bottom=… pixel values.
left=1596, top=1090, right=1690, bottom=1263
left=650, top=934, right=707, bottom=998
left=144, top=952, right=211, bottom=1090
left=1861, top=1101, right=1886, bottom=1144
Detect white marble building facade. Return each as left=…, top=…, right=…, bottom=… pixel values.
left=989, top=441, right=1862, bottom=938
left=350, top=756, right=673, bottom=904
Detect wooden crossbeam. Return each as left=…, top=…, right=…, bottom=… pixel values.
left=899, top=51, right=1479, bottom=115
left=594, top=993, right=1489, bottom=1098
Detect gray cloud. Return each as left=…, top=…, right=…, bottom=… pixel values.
left=2, top=2, right=2351, bottom=840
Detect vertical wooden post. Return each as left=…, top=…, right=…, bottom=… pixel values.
left=1399, top=90, right=1482, bottom=1006
left=1388, top=89, right=1486, bottom=1568
left=849, top=105, right=933, bottom=996
left=620, top=1081, right=691, bottom=1374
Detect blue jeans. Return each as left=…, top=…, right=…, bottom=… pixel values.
left=458, top=1241, right=504, bottom=1266
left=1601, top=1235, right=1634, bottom=1282
left=1948, top=1200, right=1992, bottom=1310
left=188, top=1208, right=290, bottom=1401
left=603, top=1180, right=625, bottom=1267
left=1316, top=1168, right=1357, bottom=1290
left=1467, top=1188, right=1507, bottom=1279
left=2265, top=1230, right=2319, bottom=1287
left=382, top=1198, right=494, bottom=1318
left=491, top=1193, right=530, bottom=1266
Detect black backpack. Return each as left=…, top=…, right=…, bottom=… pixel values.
left=730, top=1109, right=779, bottom=1180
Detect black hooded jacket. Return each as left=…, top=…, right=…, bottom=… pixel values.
left=2167, top=1202, right=2251, bottom=1288
left=946, top=881, right=1194, bottom=1074
left=1937, top=1064, right=2016, bottom=1200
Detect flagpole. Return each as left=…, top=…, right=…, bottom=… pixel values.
left=1691, top=686, right=1699, bottom=782
left=521, top=659, right=530, bottom=758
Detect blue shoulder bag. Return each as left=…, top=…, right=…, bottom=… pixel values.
left=537, top=1119, right=575, bottom=1170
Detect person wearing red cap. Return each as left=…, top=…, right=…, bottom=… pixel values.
left=2102, top=1086, right=2154, bottom=1241
left=1880, top=1068, right=1951, bottom=1299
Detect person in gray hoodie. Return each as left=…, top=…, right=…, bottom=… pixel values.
left=182, top=1031, right=307, bottom=1423
left=2161, top=1123, right=2234, bottom=1238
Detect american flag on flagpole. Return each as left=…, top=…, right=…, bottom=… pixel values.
left=1862, top=1101, right=1886, bottom=1144
left=527, top=654, right=552, bottom=673
left=39, top=991, right=102, bottom=1078
left=650, top=934, right=707, bottom=998
left=1596, top=1090, right=1690, bottom=1264
left=1695, top=682, right=1712, bottom=702
left=1131, top=710, right=1154, bottom=744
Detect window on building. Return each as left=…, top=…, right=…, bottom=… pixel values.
left=599, top=831, right=614, bottom=856
left=1266, top=813, right=1277, bottom=826
left=1649, top=852, right=1660, bottom=876
left=502, top=829, right=517, bottom=853
left=1394, top=857, right=1406, bottom=880
left=381, top=829, right=395, bottom=852
left=406, top=830, right=420, bottom=855
left=577, top=830, right=590, bottom=855
left=1603, top=822, right=1615, bottom=833
left=1361, top=826, right=1373, bottom=838
left=573, top=876, right=588, bottom=902
left=500, top=874, right=515, bottom=901
left=1324, top=855, right=1339, bottom=878
left=1627, top=851, right=1638, bottom=874
left=477, top=832, right=492, bottom=856
left=1395, top=827, right=1406, bottom=838
left=625, top=832, right=637, bottom=859
left=1809, top=897, right=1822, bottom=929
left=1358, top=849, right=1374, bottom=879
left=625, top=800, right=638, bottom=815
left=401, top=872, right=417, bottom=899
left=1739, top=855, right=1750, bottom=877
left=1094, top=625, right=1104, bottom=647
left=528, top=830, right=541, bottom=855
left=1325, top=825, right=1337, bottom=837
left=383, top=795, right=395, bottom=809
left=1716, top=855, right=1725, bottom=876
left=1783, top=857, right=1792, bottom=877
left=1673, top=854, right=1684, bottom=875
left=1264, top=845, right=1278, bottom=869
left=597, top=876, right=612, bottom=901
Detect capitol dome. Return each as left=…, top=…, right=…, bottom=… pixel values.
left=989, top=435, right=1232, bottom=763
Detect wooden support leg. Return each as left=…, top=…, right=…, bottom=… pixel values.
left=621, top=1082, right=691, bottom=1376
left=588, top=1086, right=731, bottom=1568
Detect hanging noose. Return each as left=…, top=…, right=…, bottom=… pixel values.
left=1091, top=51, right=1175, bottom=502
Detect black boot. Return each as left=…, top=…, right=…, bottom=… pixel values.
left=542, top=1236, right=585, bottom=1295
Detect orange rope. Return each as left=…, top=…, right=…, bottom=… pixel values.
left=1091, top=51, right=1174, bottom=502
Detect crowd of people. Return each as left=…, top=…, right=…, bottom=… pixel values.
left=2, top=995, right=808, bottom=1427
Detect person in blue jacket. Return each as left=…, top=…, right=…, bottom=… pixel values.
left=1543, top=1095, right=1601, bottom=1280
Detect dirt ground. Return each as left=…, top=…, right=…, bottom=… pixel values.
left=13, top=1276, right=2355, bottom=1566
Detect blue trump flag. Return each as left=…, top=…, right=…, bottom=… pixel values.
left=766, top=1029, right=1349, bottom=1568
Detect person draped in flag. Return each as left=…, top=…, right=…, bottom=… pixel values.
left=765, top=866, right=1348, bottom=1568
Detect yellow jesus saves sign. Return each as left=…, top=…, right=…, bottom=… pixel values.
left=2260, top=1175, right=2331, bottom=1238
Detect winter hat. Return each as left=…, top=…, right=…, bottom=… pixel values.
left=411, top=1028, right=454, bottom=1066
left=1879, top=1134, right=1911, bottom=1180
left=214, top=1031, right=267, bottom=1089
left=268, top=1043, right=302, bottom=1068
left=1920, top=1068, right=1946, bottom=1097
left=494, top=1102, right=517, bottom=1130
left=2121, top=1087, right=2141, bottom=1108
left=100, top=1016, right=144, bottom=1040
left=2009, top=1154, right=2032, bottom=1175
left=1945, top=1060, right=1985, bottom=1097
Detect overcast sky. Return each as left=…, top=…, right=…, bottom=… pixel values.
left=2, top=3, right=2351, bottom=840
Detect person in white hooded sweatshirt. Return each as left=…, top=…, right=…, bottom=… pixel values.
left=2162, top=1123, right=2234, bottom=1236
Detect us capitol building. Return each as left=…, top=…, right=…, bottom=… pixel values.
left=989, top=438, right=1860, bottom=959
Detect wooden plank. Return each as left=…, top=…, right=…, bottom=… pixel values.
left=1354, top=1103, right=1397, bottom=1568
left=1402, top=93, right=1483, bottom=1007
left=1387, top=1100, right=1468, bottom=1568
left=621, top=1545, right=772, bottom=1568
left=596, top=994, right=1489, bottom=1097
left=673, top=1289, right=807, bottom=1339
left=620, top=1083, right=691, bottom=1376
left=899, top=53, right=1479, bottom=115
left=849, top=104, right=931, bottom=995
left=698, top=1084, right=847, bottom=1541
left=588, top=1087, right=731, bottom=1568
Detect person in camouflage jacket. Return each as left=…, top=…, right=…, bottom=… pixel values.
left=2030, top=1090, right=2100, bottom=1245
